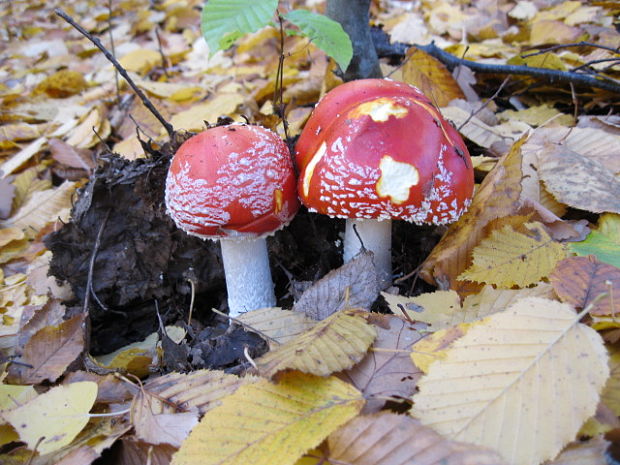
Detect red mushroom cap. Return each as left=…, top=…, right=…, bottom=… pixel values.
left=165, top=124, right=299, bottom=239
left=295, top=79, right=474, bottom=225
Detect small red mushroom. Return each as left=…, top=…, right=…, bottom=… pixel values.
left=165, top=124, right=299, bottom=317
left=295, top=79, right=474, bottom=288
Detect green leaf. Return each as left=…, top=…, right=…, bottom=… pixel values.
left=569, top=213, right=620, bottom=269
left=284, top=9, right=353, bottom=71
left=201, top=0, right=278, bottom=54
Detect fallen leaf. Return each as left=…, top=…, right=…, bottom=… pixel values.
left=411, top=324, right=470, bottom=373
left=119, top=49, right=163, bottom=74
left=171, top=372, right=363, bottom=465
left=383, top=290, right=464, bottom=330
left=539, top=146, right=620, bottom=214
left=459, top=222, right=567, bottom=288
left=3, top=381, right=98, bottom=455
left=34, top=70, right=87, bottom=98
left=341, top=314, right=425, bottom=413
left=257, top=310, right=376, bottom=379
left=550, top=255, right=620, bottom=316
left=169, top=93, right=245, bottom=131
left=546, top=436, right=609, bottom=465
left=142, top=370, right=258, bottom=415
left=412, top=297, right=609, bottom=465
left=293, top=250, right=380, bottom=320
left=113, top=438, right=176, bottom=465
left=570, top=213, right=620, bottom=268
left=236, top=307, right=317, bottom=348
left=326, top=412, right=508, bottom=465
left=461, top=283, right=555, bottom=318
left=7, top=313, right=86, bottom=384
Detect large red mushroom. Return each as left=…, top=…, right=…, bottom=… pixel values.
left=295, top=79, right=474, bottom=288
left=165, top=124, right=299, bottom=317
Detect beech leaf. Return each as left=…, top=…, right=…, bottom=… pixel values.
left=412, top=297, right=609, bottom=465
left=171, top=372, right=363, bottom=465
left=236, top=307, right=317, bottom=348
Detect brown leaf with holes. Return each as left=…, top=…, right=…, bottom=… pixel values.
left=326, top=412, right=508, bottom=465
left=340, top=314, right=425, bottom=413
left=550, top=255, right=620, bottom=316
left=7, top=313, right=86, bottom=384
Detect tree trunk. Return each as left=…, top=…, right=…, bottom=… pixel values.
left=327, top=0, right=382, bottom=81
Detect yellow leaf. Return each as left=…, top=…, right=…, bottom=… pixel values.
left=498, top=104, right=574, bottom=127
left=33, top=70, right=87, bottom=98
left=601, top=345, right=620, bottom=417
left=256, top=310, right=376, bottom=378
left=236, top=307, right=317, bottom=349
left=383, top=290, right=464, bottom=330
left=459, top=222, right=567, bottom=288
left=507, top=51, right=567, bottom=71
left=411, top=323, right=470, bottom=373
left=529, top=20, right=585, bottom=46
left=119, top=49, right=162, bottom=74
left=171, top=372, right=363, bottom=465
left=0, top=227, right=28, bottom=264
left=3, top=381, right=98, bottom=455
left=401, top=49, right=464, bottom=107
left=461, top=283, right=555, bottom=318
left=169, top=93, right=245, bottom=132
left=412, top=297, right=609, bottom=465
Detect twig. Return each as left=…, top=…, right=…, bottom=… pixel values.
left=416, top=42, right=620, bottom=94
left=84, top=210, right=110, bottom=313
left=274, top=12, right=296, bottom=173
left=211, top=308, right=281, bottom=346
left=155, top=27, right=170, bottom=78
left=107, top=0, right=120, bottom=102
left=458, top=76, right=510, bottom=131
left=521, top=41, right=620, bottom=58
left=55, top=8, right=175, bottom=139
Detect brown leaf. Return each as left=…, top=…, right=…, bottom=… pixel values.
left=326, top=412, right=508, bottom=465
left=402, top=48, right=465, bottom=107
left=112, top=438, right=176, bottom=465
left=550, top=255, right=620, bottom=316
left=142, top=370, right=257, bottom=415
left=420, top=136, right=526, bottom=288
left=7, top=313, right=86, bottom=384
left=257, top=310, right=377, bottom=379
left=293, top=250, right=379, bottom=320
left=236, top=307, right=317, bottom=349
left=546, top=436, right=609, bottom=465
left=48, top=139, right=95, bottom=172
left=340, top=314, right=425, bottom=413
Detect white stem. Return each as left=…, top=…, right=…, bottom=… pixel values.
left=343, top=218, right=392, bottom=289
left=219, top=238, right=276, bottom=318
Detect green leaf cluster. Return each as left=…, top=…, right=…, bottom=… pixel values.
left=200, top=0, right=353, bottom=71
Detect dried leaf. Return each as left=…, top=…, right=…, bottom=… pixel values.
left=114, top=438, right=176, bottom=465
left=602, top=346, right=620, bottom=417
left=7, top=313, right=86, bottom=384
left=48, top=138, right=95, bottom=172
left=570, top=213, right=620, bottom=268
left=293, top=250, right=379, bottom=320
left=551, top=256, right=620, bottom=316
left=459, top=222, right=567, bottom=288
left=383, top=290, right=465, bottom=330
left=257, top=310, right=376, bottom=379
left=411, top=323, right=470, bottom=373
left=236, top=307, right=317, bottom=348
left=402, top=48, right=465, bottom=107
left=546, top=436, right=609, bottom=465
left=341, top=315, right=425, bottom=413
left=539, top=146, right=620, bottom=214
left=131, top=388, right=199, bottom=447
left=169, top=93, right=245, bottom=132
left=326, top=412, right=508, bottom=465
left=171, top=372, right=363, bottom=465
left=3, top=381, right=97, bottom=455
left=0, top=137, right=46, bottom=177
left=142, top=370, right=258, bottom=415
left=461, top=283, right=555, bottom=317
left=412, top=297, right=609, bottom=465
left=420, top=136, right=525, bottom=288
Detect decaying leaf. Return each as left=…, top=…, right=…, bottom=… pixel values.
left=171, top=372, right=363, bottom=465
left=236, top=307, right=317, bottom=348
left=539, top=146, right=620, bottom=214
left=256, top=310, right=376, bottom=379
left=3, top=381, right=98, bottom=455
left=7, top=313, right=86, bottom=384
left=459, top=222, right=566, bottom=288
left=341, top=314, right=425, bottom=413
left=293, top=250, right=379, bottom=320
left=325, top=412, right=508, bottom=465
left=142, top=370, right=258, bottom=415
left=412, top=297, right=609, bottom=465
left=550, top=255, right=620, bottom=316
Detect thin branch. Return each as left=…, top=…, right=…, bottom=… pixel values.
left=84, top=209, right=110, bottom=314
left=155, top=27, right=170, bottom=78
left=55, top=8, right=175, bottom=139
left=107, top=0, right=120, bottom=102
left=521, top=41, right=620, bottom=58
left=417, top=42, right=620, bottom=94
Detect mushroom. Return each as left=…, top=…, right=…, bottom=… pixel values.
left=165, top=124, right=299, bottom=317
left=295, top=79, right=474, bottom=288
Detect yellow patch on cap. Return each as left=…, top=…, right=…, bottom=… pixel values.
left=349, top=97, right=409, bottom=122
left=376, top=155, right=419, bottom=204
left=273, top=189, right=283, bottom=213
left=302, top=142, right=327, bottom=197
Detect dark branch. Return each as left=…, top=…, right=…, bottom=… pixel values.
left=520, top=41, right=620, bottom=58
left=416, top=42, right=620, bottom=95
left=55, top=8, right=175, bottom=139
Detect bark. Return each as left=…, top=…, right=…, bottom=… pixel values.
left=327, top=0, right=382, bottom=80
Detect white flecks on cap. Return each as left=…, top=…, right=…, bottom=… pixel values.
left=375, top=155, right=419, bottom=204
